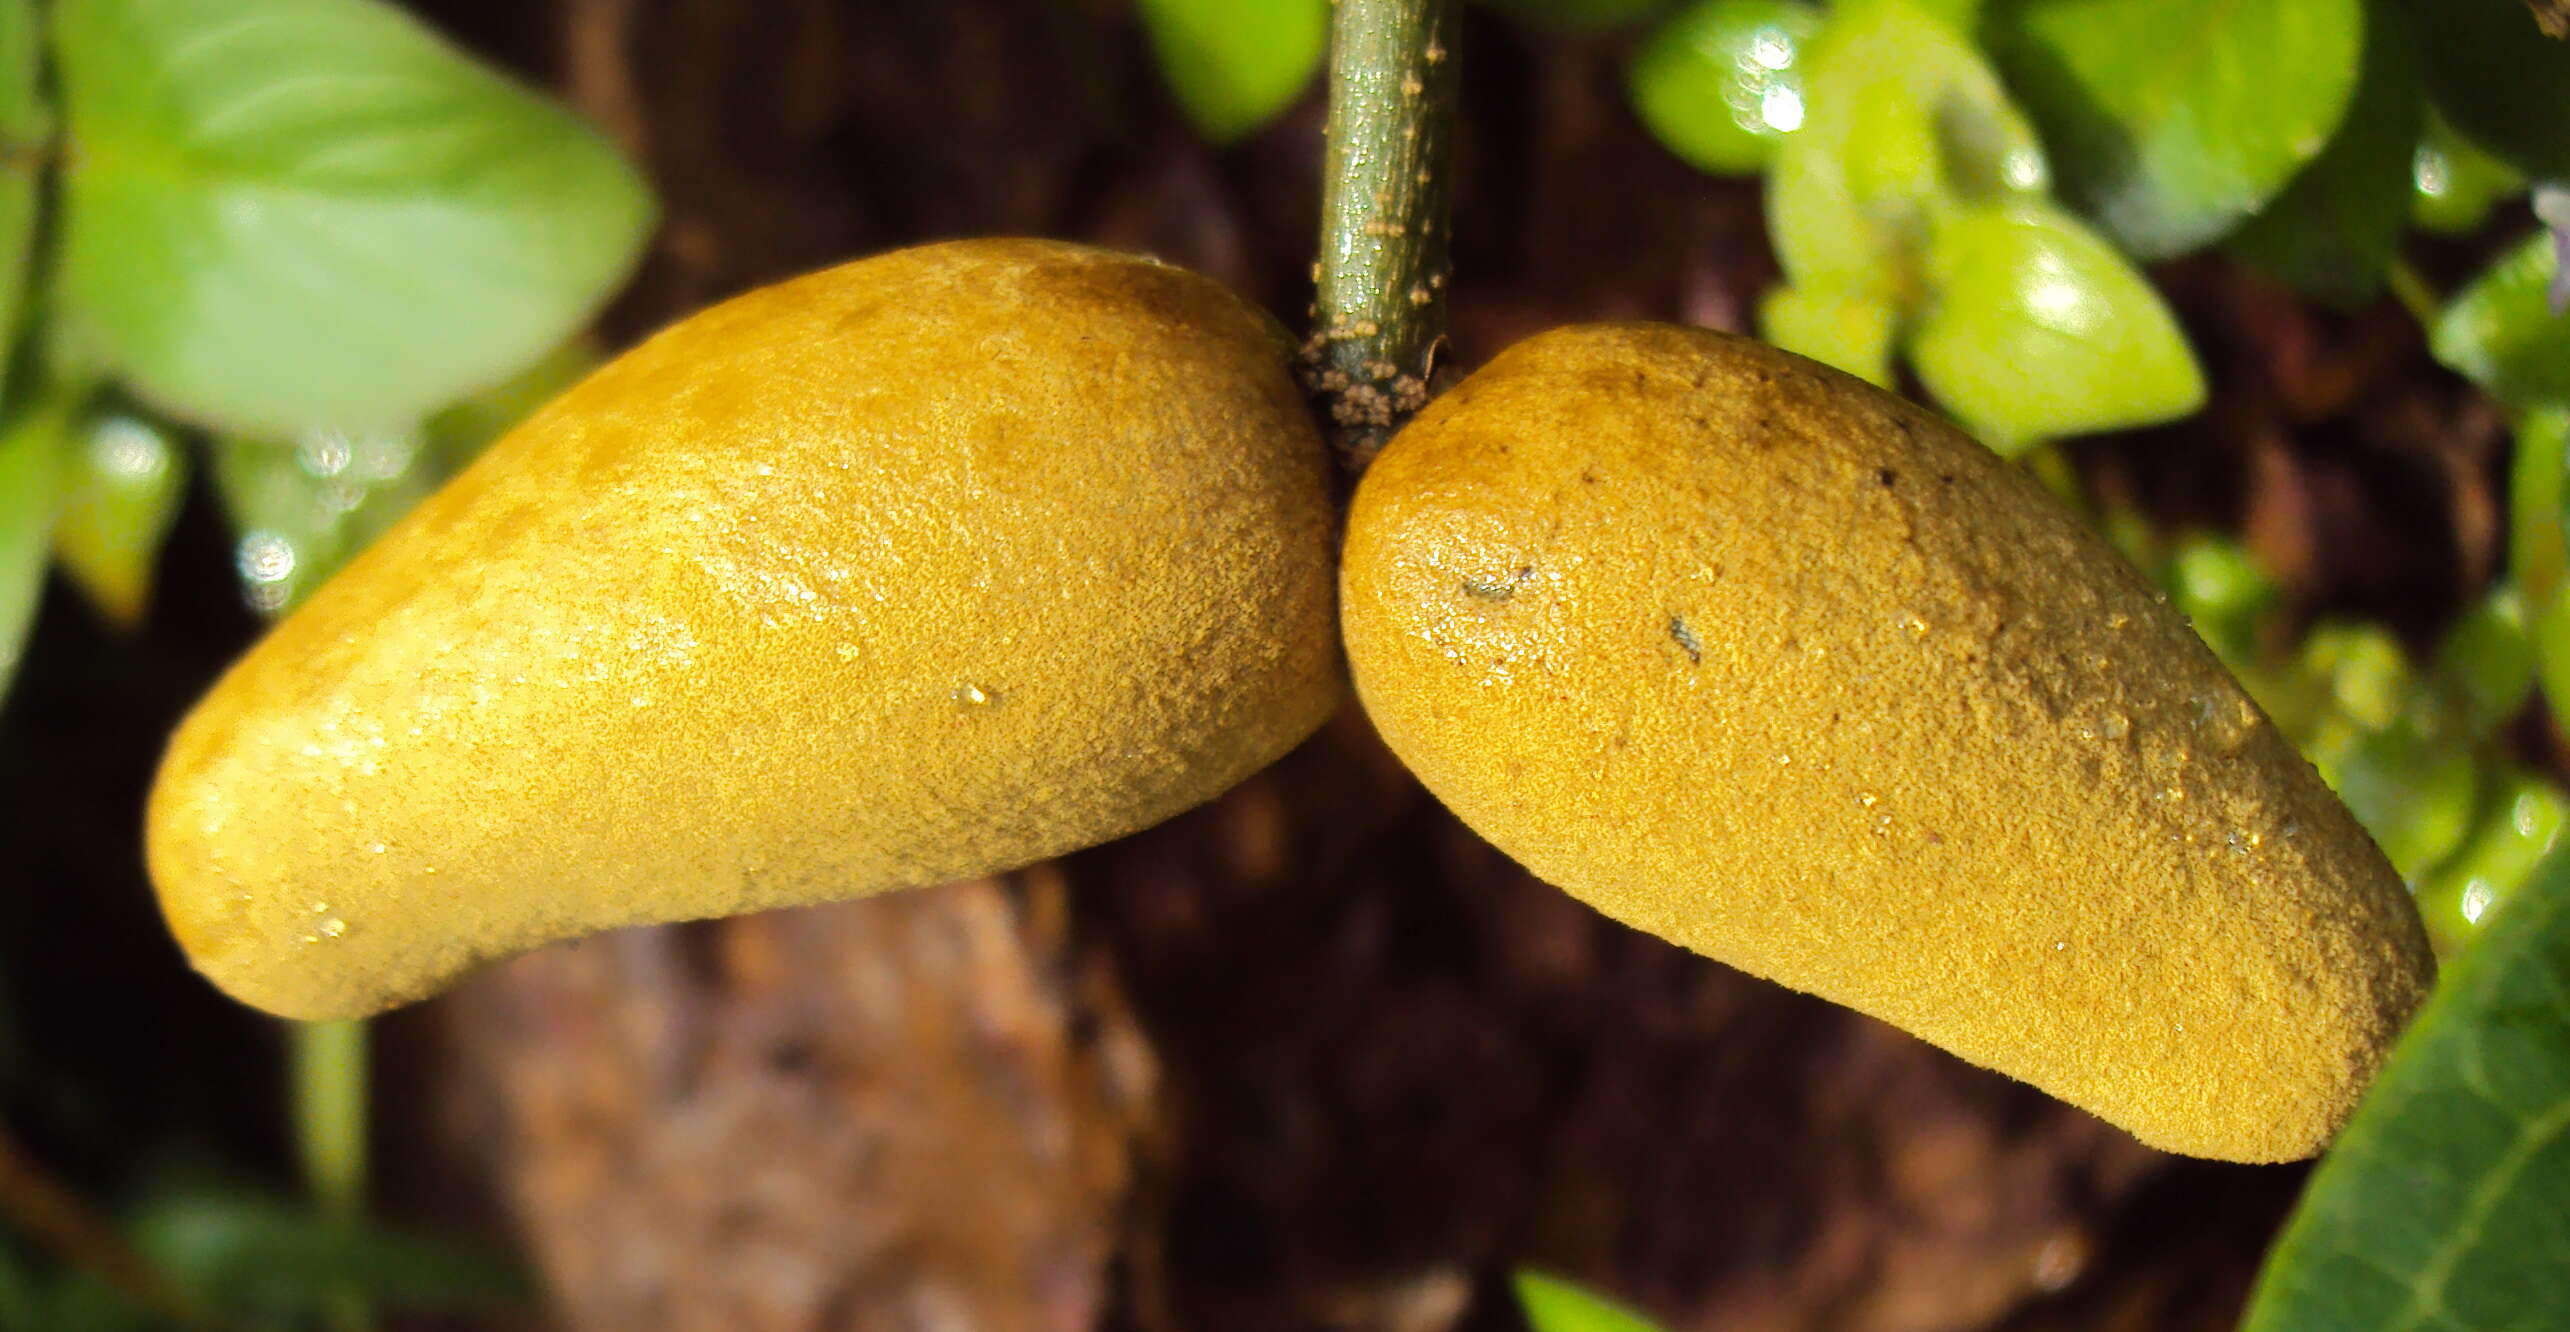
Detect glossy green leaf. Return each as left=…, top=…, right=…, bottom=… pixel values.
left=2407, top=0, right=2570, bottom=182
left=1481, top=0, right=1675, bottom=32
left=2416, top=772, right=2568, bottom=954
left=132, top=1189, right=529, bottom=1317
left=49, top=410, right=184, bottom=627
left=1515, top=1272, right=1666, bottom=1332
left=1984, top=0, right=2364, bottom=259
left=1766, top=0, right=2046, bottom=292
left=211, top=426, right=438, bottom=615
left=2513, top=406, right=2570, bottom=607
left=2433, top=586, right=2536, bottom=739
left=1628, top=0, right=1820, bottom=175
left=1758, top=282, right=1896, bottom=385
left=1139, top=0, right=1327, bottom=144
left=2242, top=844, right=2570, bottom=1331
left=2432, top=232, right=2570, bottom=410
left=2413, top=113, right=2527, bottom=236
left=2225, top=1, right=2423, bottom=308
left=52, top=0, right=655, bottom=437
left=0, top=392, right=72, bottom=707
left=1907, top=199, right=2204, bottom=453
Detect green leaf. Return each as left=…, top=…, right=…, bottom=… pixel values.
left=1138, top=0, right=1327, bottom=144
left=2225, top=0, right=2423, bottom=308
left=0, top=391, right=73, bottom=707
left=2241, top=845, right=2570, bottom=1331
left=1758, top=282, right=1896, bottom=385
left=2413, top=112, right=2527, bottom=237
left=2512, top=406, right=2570, bottom=607
left=0, top=1239, right=42, bottom=1332
left=1515, top=1272, right=1667, bottom=1332
left=2432, top=585, right=2535, bottom=739
left=0, top=0, right=47, bottom=380
left=419, top=335, right=598, bottom=471
left=2432, top=232, right=2570, bottom=410
left=2165, top=533, right=2279, bottom=669
left=1766, top=0, right=2047, bottom=292
left=1984, top=0, right=2365, bottom=259
left=208, top=340, right=584, bottom=615
left=2301, top=620, right=2413, bottom=733
left=132, top=1189, right=529, bottom=1318
left=2416, top=772, right=2569, bottom=953
left=50, top=409, right=184, bottom=627
left=1481, top=0, right=1676, bottom=32
left=2318, top=716, right=2481, bottom=882
left=1906, top=199, right=2204, bottom=453
left=52, top=0, right=655, bottom=437
left=2407, top=0, right=2570, bottom=182
left=22, top=1277, right=152, bottom=1332
left=1628, top=0, right=1821, bottom=175
left=211, top=425, right=438, bottom=615
left=2534, top=581, right=2570, bottom=729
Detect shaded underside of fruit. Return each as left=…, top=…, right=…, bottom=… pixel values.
left=147, top=238, right=1344, bottom=1021
left=1339, top=323, right=2435, bottom=1163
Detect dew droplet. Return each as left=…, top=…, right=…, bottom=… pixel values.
left=955, top=684, right=993, bottom=706
left=318, top=918, right=347, bottom=939
left=2097, top=712, right=2130, bottom=741
left=309, top=901, right=331, bottom=914
left=1858, top=792, right=1879, bottom=808
left=2461, top=880, right=2496, bottom=923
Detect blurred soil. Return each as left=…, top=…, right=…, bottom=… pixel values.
left=0, top=1, right=2526, bottom=1329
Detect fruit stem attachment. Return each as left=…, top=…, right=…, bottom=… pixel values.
left=1308, top=0, right=1459, bottom=469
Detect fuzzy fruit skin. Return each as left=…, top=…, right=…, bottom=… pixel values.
left=149, top=239, right=1343, bottom=1021
left=1341, top=324, right=2434, bottom=1163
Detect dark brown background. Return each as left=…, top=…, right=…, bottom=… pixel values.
left=0, top=2, right=2522, bottom=1329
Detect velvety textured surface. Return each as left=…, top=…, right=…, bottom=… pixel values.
left=1340, top=323, right=2434, bottom=1163
left=147, top=238, right=1344, bottom=1020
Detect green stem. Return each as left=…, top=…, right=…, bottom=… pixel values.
left=293, top=1019, right=372, bottom=1332
left=1309, top=0, right=1460, bottom=469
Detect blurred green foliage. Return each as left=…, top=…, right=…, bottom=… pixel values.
left=0, top=1181, right=530, bottom=1331
left=0, top=0, right=648, bottom=1325
left=0, top=0, right=648, bottom=705
left=1137, top=0, right=1329, bottom=143
left=1515, top=1271, right=1667, bottom=1332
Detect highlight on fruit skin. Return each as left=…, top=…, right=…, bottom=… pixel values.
left=146, top=238, right=1345, bottom=1022
left=1339, top=323, right=2436, bottom=1163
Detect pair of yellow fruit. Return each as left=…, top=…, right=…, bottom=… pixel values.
left=146, top=239, right=2432, bottom=1164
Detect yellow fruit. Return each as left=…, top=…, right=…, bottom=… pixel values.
left=149, top=239, right=1343, bottom=1021
left=1340, top=323, right=2433, bottom=1163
